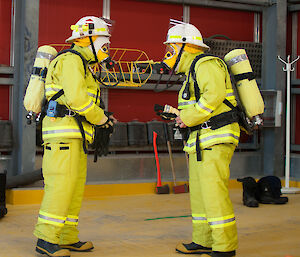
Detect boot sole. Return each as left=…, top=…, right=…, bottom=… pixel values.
left=36, top=246, right=70, bottom=257
left=176, top=248, right=212, bottom=255
left=63, top=246, right=94, bottom=252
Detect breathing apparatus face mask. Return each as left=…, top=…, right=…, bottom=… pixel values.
left=89, top=36, right=118, bottom=87
left=162, top=43, right=181, bottom=71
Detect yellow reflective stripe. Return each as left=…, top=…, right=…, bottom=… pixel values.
left=95, top=28, right=106, bottom=32
left=38, top=211, right=66, bottom=227
left=196, top=99, right=215, bottom=115
left=65, top=215, right=79, bottom=226
left=192, top=213, right=208, bottom=224
left=192, top=36, right=202, bottom=41
left=169, top=35, right=182, bottom=39
left=207, top=214, right=236, bottom=228
left=72, top=100, right=95, bottom=115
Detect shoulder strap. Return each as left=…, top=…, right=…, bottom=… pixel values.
left=55, top=49, right=87, bottom=75
left=190, top=53, right=216, bottom=83
left=49, top=89, right=64, bottom=102
left=189, top=53, right=217, bottom=101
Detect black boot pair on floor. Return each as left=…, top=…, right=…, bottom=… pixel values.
left=237, top=176, right=288, bottom=208
left=176, top=242, right=235, bottom=256
left=36, top=239, right=94, bottom=257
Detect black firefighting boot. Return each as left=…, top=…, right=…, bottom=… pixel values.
left=60, top=241, right=94, bottom=252
left=0, top=172, right=7, bottom=218
left=36, top=239, right=70, bottom=257
left=210, top=250, right=236, bottom=257
left=257, top=176, right=288, bottom=204
left=237, top=177, right=259, bottom=207
left=176, top=242, right=212, bottom=254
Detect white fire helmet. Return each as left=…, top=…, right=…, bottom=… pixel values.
left=66, top=16, right=111, bottom=42
left=164, top=19, right=209, bottom=50
left=66, top=16, right=114, bottom=62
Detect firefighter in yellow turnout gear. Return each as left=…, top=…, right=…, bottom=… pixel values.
left=161, top=20, right=239, bottom=257
left=33, top=16, right=114, bottom=257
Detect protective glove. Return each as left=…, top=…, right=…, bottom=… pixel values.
left=93, top=113, right=114, bottom=162
left=154, top=104, right=178, bottom=121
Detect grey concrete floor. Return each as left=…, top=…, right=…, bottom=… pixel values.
left=0, top=189, right=299, bottom=257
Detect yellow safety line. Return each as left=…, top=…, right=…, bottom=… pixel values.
left=7, top=179, right=298, bottom=205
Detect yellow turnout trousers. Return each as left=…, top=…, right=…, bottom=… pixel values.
left=34, top=138, right=87, bottom=244
left=189, top=143, right=238, bottom=252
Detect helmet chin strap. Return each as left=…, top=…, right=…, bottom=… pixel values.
left=89, top=36, right=99, bottom=63
left=88, top=36, right=119, bottom=87
left=163, top=43, right=185, bottom=89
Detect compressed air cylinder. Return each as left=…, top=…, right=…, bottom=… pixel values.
left=224, top=49, right=264, bottom=119
left=24, top=45, right=58, bottom=113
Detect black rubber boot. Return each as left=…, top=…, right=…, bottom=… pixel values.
left=257, top=176, right=288, bottom=204
left=176, top=242, right=212, bottom=254
left=211, top=250, right=236, bottom=257
left=36, top=239, right=70, bottom=257
left=60, top=241, right=94, bottom=252
left=0, top=172, right=7, bottom=218
left=237, top=177, right=259, bottom=207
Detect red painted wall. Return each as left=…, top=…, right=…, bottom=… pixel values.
left=190, top=6, right=255, bottom=41
left=0, top=0, right=11, bottom=120
left=39, top=0, right=103, bottom=46
left=108, top=89, right=178, bottom=122
left=109, top=0, right=182, bottom=122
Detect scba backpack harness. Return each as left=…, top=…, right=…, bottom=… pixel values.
left=181, top=52, right=264, bottom=161
left=24, top=46, right=111, bottom=156
left=185, top=53, right=253, bottom=134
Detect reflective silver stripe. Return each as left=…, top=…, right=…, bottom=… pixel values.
left=185, top=133, right=239, bottom=148
left=85, top=130, right=93, bottom=138
left=200, top=133, right=239, bottom=143
left=36, top=51, right=56, bottom=60
left=45, top=87, right=61, bottom=93
left=43, top=129, right=93, bottom=138
left=208, top=217, right=235, bottom=226
left=197, top=102, right=213, bottom=113
left=39, top=214, right=65, bottom=224
left=43, top=129, right=80, bottom=135
left=87, top=92, right=97, bottom=99
left=178, top=100, right=196, bottom=107
left=75, top=100, right=94, bottom=113
left=66, top=217, right=78, bottom=223
left=226, top=54, right=248, bottom=67
left=226, top=92, right=234, bottom=98
left=186, top=141, right=196, bottom=147
left=192, top=216, right=207, bottom=221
